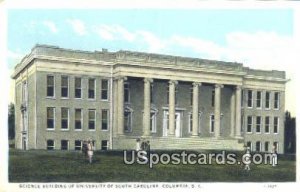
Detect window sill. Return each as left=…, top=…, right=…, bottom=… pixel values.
left=61, top=97, right=69, bottom=100
left=46, top=129, right=55, bottom=131
left=88, top=129, right=96, bottom=131
left=74, top=129, right=82, bottom=131
left=101, top=99, right=109, bottom=102
left=101, top=129, right=109, bottom=131
left=46, top=97, right=56, bottom=100
left=61, top=129, right=69, bottom=131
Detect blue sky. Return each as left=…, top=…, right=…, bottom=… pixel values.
left=7, top=9, right=296, bottom=114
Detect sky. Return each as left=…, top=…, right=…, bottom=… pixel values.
left=7, top=8, right=296, bottom=115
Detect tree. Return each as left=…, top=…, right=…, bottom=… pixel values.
left=284, top=111, right=296, bottom=154
left=8, top=103, right=15, bottom=140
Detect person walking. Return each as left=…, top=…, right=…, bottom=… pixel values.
left=87, top=140, right=94, bottom=164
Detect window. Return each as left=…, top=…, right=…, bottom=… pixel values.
left=256, top=141, right=261, bottom=152
left=75, top=77, right=82, bottom=98
left=47, top=140, right=55, bottom=150
left=61, top=140, right=69, bottom=150
left=190, top=85, right=193, bottom=106
left=256, top=116, right=261, bottom=133
left=88, top=109, right=96, bottom=130
left=124, top=82, right=130, bottom=103
left=265, top=116, right=270, bottom=133
left=241, top=90, right=244, bottom=108
left=247, top=90, right=253, bottom=108
left=247, top=116, right=252, bottom=133
left=211, top=90, right=215, bottom=107
left=124, top=111, right=132, bottom=132
left=265, top=91, right=270, bottom=109
left=256, top=91, right=262, bottom=108
left=47, top=75, right=55, bottom=97
left=61, top=108, right=69, bottom=130
left=75, top=140, right=82, bottom=151
left=189, top=114, right=193, bottom=133
left=88, top=78, right=95, bottom=99
left=101, top=140, right=109, bottom=150
left=210, top=114, right=215, bottom=133
left=47, top=107, right=55, bottom=129
left=101, top=109, right=108, bottom=130
left=274, top=92, right=280, bottom=109
left=246, top=141, right=252, bottom=151
left=101, top=79, right=109, bottom=100
left=22, top=81, right=28, bottom=103
left=175, top=85, right=178, bottom=105
left=274, top=117, right=279, bottom=134
left=75, top=109, right=82, bottom=130
left=150, top=112, right=157, bottom=133
left=265, top=142, right=269, bottom=152
left=150, top=84, right=154, bottom=104
left=61, top=76, right=69, bottom=98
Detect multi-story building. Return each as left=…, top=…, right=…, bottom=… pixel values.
left=12, top=45, right=287, bottom=153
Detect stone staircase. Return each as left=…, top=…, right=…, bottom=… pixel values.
left=113, top=137, right=245, bottom=151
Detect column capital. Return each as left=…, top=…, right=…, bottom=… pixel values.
left=144, top=78, right=153, bottom=83
left=193, top=82, right=202, bottom=87
left=235, top=85, right=243, bottom=90
left=169, top=80, right=178, bottom=85
left=215, top=84, right=224, bottom=88
left=115, top=76, right=127, bottom=81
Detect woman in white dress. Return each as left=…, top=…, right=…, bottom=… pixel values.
left=87, top=140, right=94, bottom=164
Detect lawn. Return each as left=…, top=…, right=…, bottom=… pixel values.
left=9, top=149, right=296, bottom=182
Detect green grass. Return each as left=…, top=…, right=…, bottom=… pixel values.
left=9, top=149, right=296, bottom=182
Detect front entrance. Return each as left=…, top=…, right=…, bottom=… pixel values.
left=163, top=111, right=182, bottom=137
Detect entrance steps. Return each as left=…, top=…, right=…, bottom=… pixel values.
left=112, top=137, right=245, bottom=151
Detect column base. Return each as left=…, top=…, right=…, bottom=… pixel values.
left=234, top=135, right=243, bottom=139
left=191, top=134, right=199, bottom=137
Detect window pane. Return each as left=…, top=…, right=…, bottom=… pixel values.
left=47, top=76, right=54, bottom=86
left=61, top=108, right=68, bottom=119
left=102, top=79, right=108, bottom=89
left=75, top=78, right=81, bottom=88
left=61, top=76, right=68, bottom=86
left=75, top=109, right=81, bottom=120
left=47, top=108, right=54, bottom=118
left=89, top=79, right=95, bottom=89
left=89, top=110, right=95, bottom=119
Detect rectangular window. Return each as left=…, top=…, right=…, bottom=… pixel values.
left=210, top=115, right=215, bottom=133
left=256, top=141, right=261, bottom=152
left=88, top=109, right=96, bottom=130
left=190, top=85, right=193, bottom=106
left=150, top=112, right=157, bottom=133
left=101, top=79, right=109, bottom=100
left=61, top=108, right=69, bottom=130
left=256, top=116, right=261, bottom=133
left=247, top=116, right=252, bottom=133
left=274, top=92, right=280, bottom=109
left=274, top=117, right=279, bottom=134
left=47, top=75, right=55, bottom=97
left=101, top=109, right=108, bottom=130
left=150, top=84, right=154, bottom=104
left=246, top=141, right=252, bottom=151
left=124, top=82, right=130, bottom=103
left=88, top=78, right=95, bottom=99
left=265, top=91, right=270, bottom=109
left=61, top=140, right=69, bottom=150
left=241, top=90, right=244, bottom=108
left=265, top=116, right=270, bottom=133
left=175, top=85, right=178, bottom=105
left=211, top=90, right=215, bottom=107
left=247, top=90, right=253, bottom=108
left=75, top=140, right=82, bottom=151
left=256, top=91, right=262, bottom=108
left=189, top=114, right=193, bottom=133
left=47, top=107, right=55, bottom=129
left=265, top=141, right=269, bottom=152
left=101, top=140, right=109, bottom=150
left=61, top=76, right=69, bottom=98
left=47, top=140, right=55, bottom=150
left=75, top=77, right=82, bottom=98
left=124, top=111, right=132, bottom=132
left=75, top=109, right=82, bottom=130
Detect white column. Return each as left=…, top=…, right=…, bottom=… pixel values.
left=235, top=85, right=242, bottom=138
left=168, top=80, right=177, bottom=136
left=192, top=82, right=201, bottom=137
left=143, top=78, right=153, bottom=137
left=117, top=76, right=127, bottom=135
left=214, top=84, right=223, bottom=138
left=113, top=79, right=118, bottom=136
left=230, top=90, right=236, bottom=137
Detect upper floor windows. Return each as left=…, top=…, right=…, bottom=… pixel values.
left=101, top=79, right=109, bottom=100
left=74, top=77, right=82, bottom=99
left=211, top=90, right=215, bottom=107
left=101, top=109, right=108, bottom=131
left=61, top=76, right=69, bottom=98
left=47, top=107, right=55, bottom=130
left=88, top=109, right=96, bottom=130
left=61, top=108, right=69, bottom=130
left=274, top=117, right=279, bottom=134
left=246, top=116, right=253, bottom=133
left=274, top=92, right=280, bottom=110
left=256, top=91, right=262, bottom=108
left=265, top=91, right=270, bottom=109
left=88, top=78, right=96, bottom=99
left=247, top=90, right=253, bottom=108
left=47, top=75, right=55, bottom=97
left=124, top=82, right=130, bottom=103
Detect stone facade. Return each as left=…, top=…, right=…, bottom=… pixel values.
left=12, top=44, right=287, bottom=153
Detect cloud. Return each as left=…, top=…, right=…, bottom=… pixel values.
left=93, top=24, right=135, bottom=41
left=67, top=19, right=87, bottom=36
left=42, top=20, right=58, bottom=33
